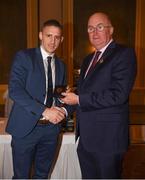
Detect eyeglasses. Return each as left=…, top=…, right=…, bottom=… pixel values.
left=87, top=23, right=112, bottom=33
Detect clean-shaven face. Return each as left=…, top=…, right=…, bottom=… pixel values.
left=87, top=13, right=114, bottom=50
left=39, top=25, right=63, bottom=54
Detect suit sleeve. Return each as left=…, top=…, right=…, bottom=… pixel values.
left=79, top=48, right=137, bottom=111
left=9, top=51, right=46, bottom=118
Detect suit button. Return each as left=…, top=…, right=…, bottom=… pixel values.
left=31, top=111, right=36, bottom=115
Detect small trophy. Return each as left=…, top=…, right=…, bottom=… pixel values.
left=54, top=85, right=67, bottom=98
left=54, top=85, right=77, bottom=98
left=54, top=85, right=76, bottom=132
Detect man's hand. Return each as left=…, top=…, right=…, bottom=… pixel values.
left=61, top=92, right=79, bottom=105
left=42, top=106, right=65, bottom=124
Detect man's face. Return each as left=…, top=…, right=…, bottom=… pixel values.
left=39, top=25, right=63, bottom=54
left=87, top=13, right=114, bottom=50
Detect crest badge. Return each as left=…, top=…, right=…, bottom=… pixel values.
left=99, top=58, right=104, bottom=64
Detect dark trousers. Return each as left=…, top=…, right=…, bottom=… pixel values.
left=11, top=124, right=60, bottom=179
left=77, top=140, right=124, bottom=179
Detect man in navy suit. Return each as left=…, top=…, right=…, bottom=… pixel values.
left=61, top=12, right=137, bottom=179
left=6, top=19, right=66, bottom=179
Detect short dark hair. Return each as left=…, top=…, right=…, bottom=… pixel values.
left=41, top=19, right=63, bottom=31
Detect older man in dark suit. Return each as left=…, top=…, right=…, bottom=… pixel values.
left=61, top=12, right=137, bottom=179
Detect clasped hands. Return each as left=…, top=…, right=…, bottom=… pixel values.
left=42, top=106, right=66, bottom=124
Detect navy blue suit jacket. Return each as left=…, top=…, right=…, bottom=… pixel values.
left=76, top=41, right=137, bottom=153
left=6, top=48, right=67, bottom=138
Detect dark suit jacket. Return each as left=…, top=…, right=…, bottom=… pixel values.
left=76, top=41, right=137, bottom=153
left=6, top=48, right=67, bottom=138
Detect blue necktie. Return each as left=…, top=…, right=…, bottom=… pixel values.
left=46, top=56, right=53, bottom=107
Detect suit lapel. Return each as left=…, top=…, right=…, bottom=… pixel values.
left=79, top=53, right=94, bottom=82
left=35, top=48, right=46, bottom=84
left=82, top=41, right=117, bottom=83
left=100, top=41, right=116, bottom=62
left=55, top=56, right=60, bottom=85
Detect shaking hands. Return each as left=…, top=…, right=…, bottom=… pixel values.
left=42, top=106, right=66, bottom=124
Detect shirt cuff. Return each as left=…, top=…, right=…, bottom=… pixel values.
left=61, top=107, right=68, bottom=117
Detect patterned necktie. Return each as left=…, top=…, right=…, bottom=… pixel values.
left=87, top=51, right=101, bottom=74
left=46, top=56, right=53, bottom=107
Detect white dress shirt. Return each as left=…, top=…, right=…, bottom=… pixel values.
left=40, top=46, right=55, bottom=105
left=40, top=46, right=68, bottom=117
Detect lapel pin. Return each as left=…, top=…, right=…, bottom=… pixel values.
left=99, top=58, right=104, bottom=64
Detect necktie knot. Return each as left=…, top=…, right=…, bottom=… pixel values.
left=94, top=51, right=101, bottom=61
left=86, top=51, right=101, bottom=76
left=91, top=51, right=101, bottom=67
left=47, top=56, right=52, bottom=64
